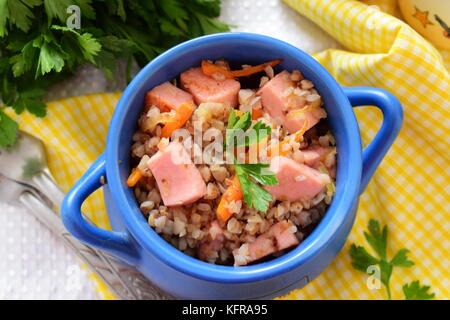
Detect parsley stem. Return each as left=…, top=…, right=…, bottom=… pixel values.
left=386, top=285, right=392, bottom=300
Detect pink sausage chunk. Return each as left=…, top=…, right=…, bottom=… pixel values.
left=145, top=81, right=194, bottom=112
left=258, top=70, right=325, bottom=133
left=302, top=146, right=335, bottom=168
left=147, top=141, right=206, bottom=206
left=264, top=156, right=326, bottom=202
left=180, top=67, right=240, bottom=107
left=234, top=220, right=299, bottom=265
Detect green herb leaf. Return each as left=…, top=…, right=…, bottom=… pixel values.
left=349, top=244, right=379, bottom=272
left=390, top=249, right=415, bottom=267
left=0, top=109, right=18, bottom=148
left=227, top=108, right=238, bottom=129
left=51, top=26, right=101, bottom=64
left=230, top=110, right=252, bottom=131
left=226, top=109, right=278, bottom=212
left=156, top=0, right=188, bottom=21
left=44, top=0, right=95, bottom=23
left=0, top=0, right=229, bottom=148
left=22, top=157, right=43, bottom=179
left=403, top=281, right=435, bottom=300
left=238, top=121, right=271, bottom=147
left=13, top=87, right=47, bottom=117
left=33, top=39, right=67, bottom=76
left=226, top=111, right=271, bottom=147
left=379, top=260, right=393, bottom=299
left=235, top=164, right=273, bottom=213
left=0, top=0, right=42, bottom=36
left=0, top=0, right=8, bottom=37
left=364, top=219, right=388, bottom=260
left=349, top=219, right=428, bottom=300
left=193, top=11, right=230, bottom=35
left=235, top=163, right=278, bottom=186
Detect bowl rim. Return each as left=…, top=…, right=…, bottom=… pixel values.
left=106, top=32, right=362, bottom=283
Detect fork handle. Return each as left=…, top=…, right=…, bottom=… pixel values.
left=25, top=172, right=173, bottom=300
left=18, top=191, right=133, bottom=299
left=32, top=170, right=66, bottom=209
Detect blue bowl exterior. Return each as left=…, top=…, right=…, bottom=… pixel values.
left=103, top=33, right=363, bottom=299
left=103, top=185, right=359, bottom=299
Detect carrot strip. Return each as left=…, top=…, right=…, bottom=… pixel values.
left=230, top=59, right=282, bottom=78
left=127, top=168, right=143, bottom=187
left=201, top=60, right=234, bottom=79
left=217, top=176, right=243, bottom=222
left=251, top=108, right=264, bottom=120
left=267, top=120, right=308, bottom=157
left=161, top=101, right=195, bottom=138
left=201, top=59, right=283, bottom=79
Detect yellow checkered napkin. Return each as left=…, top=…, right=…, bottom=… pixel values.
left=279, top=0, right=449, bottom=299
left=13, top=0, right=449, bottom=300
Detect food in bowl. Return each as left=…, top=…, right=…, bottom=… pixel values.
left=127, top=59, right=337, bottom=266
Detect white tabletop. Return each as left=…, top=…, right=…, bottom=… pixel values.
left=0, top=0, right=341, bottom=300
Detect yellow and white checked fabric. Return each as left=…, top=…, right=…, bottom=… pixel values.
left=12, top=0, right=449, bottom=299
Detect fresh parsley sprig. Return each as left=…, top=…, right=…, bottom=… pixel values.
left=350, top=219, right=435, bottom=300
left=0, top=0, right=230, bottom=148
left=226, top=109, right=277, bottom=213
left=403, top=280, right=435, bottom=300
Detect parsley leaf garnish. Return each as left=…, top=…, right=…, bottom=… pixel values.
left=0, top=0, right=230, bottom=147
left=226, top=109, right=278, bottom=213
left=226, top=109, right=271, bottom=147
left=349, top=219, right=434, bottom=300
left=0, top=108, right=18, bottom=148
left=234, top=163, right=274, bottom=213
left=235, top=163, right=278, bottom=186
left=403, top=281, right=435, bottom=300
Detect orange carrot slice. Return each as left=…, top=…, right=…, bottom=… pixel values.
left=127, top=168, right=143, bottom=187
left=251, top=108, right=264, bottom=120
left=217, top=176, right=243, bottom=222
left=201, top=59, right=283, bottom=79
left=161, top=101, right=195, bottom=138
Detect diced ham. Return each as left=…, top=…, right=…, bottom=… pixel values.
left=270, top=220, right=299, bottom=251
left=147, top=141, right=206, bottom=206
left=248, top=233, right=277, bottom=262
left=144, top=81, right=194, bottom=113
left=264, top=156, right=326, bottom=201
left=233, top=220, right=299, bottom=265
left=302, top=146, right=334, bottom=168
left=257, top=70, right=326, bottom=133
left=258, top=70, right=293, bottom=121
left=180, top=67, right=240, bottom=107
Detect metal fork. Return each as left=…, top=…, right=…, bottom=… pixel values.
left=0, top=132, right=173, bottom=300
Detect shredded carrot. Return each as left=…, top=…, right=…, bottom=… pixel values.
left=251, top=108, right=264, bottom=120
left=161, top=101, right=195, bottom=138
left=217, top=176, right=243, bottom=222
left=234, top=109, right=243, bottom=117
left=286, top=105, right=318, bottom=119
left=127, top=168, right=143, bottom=187
left=230, top=59, right=283, bottom=78
left=267, top=120, right=308, bottom=157
left=201, top=59, right=283, bottom=79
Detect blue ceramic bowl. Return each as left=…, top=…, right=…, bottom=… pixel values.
left=61, top=33, right=403, bottom=299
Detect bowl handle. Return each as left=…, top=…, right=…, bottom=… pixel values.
left=61, top=154, right=139, bottom=265
left=343, top=87, right=403, bottom=194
